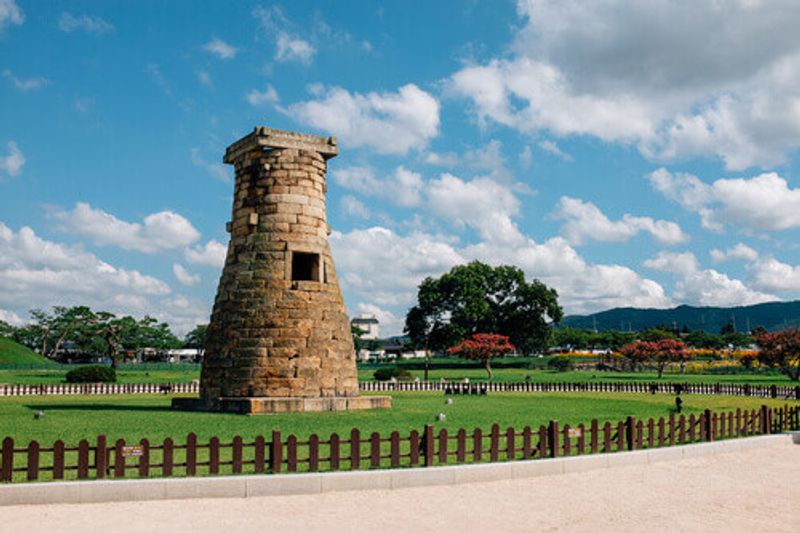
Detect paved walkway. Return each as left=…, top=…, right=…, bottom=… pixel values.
left=3, top=444, right=799, bottom=532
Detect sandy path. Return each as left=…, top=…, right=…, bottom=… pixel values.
left=3, top=444, right=798, bottom=533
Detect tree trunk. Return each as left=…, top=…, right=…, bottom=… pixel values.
left=484, top=359, right=493, bottom=380
left=657, top=364, right=664, bottom=379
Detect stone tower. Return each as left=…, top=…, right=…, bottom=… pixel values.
left=174, top=126, right=390, bottom=414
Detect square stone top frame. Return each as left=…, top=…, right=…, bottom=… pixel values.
left=224, top=126, right=339, bottom=164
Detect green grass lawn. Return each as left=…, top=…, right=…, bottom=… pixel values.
left=1, top=365, right=795, bottom=387
left=0, top=367, right=200, bottom=385
left=1, top=391, right=792, bottom=446
left=0, top=338, right=56, bottom=367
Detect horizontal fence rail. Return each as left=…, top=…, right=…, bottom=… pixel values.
left=0, top=404, right=797, bottom=484
left=1, top=381, right=799, bottom=399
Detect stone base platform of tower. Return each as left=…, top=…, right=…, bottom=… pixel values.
left=172, top=395, right=392, bottom=415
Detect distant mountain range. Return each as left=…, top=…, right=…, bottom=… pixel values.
left=560, top=301, right=800, bottom=333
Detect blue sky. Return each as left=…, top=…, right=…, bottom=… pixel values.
left=2, top=0, right=800, bottom=336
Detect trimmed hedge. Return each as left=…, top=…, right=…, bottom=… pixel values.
left=65, top=365, right=117, bottom=383
left=373, top=366, right=413, bottom=382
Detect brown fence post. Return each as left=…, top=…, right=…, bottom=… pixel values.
left=26, top=441, right=40, bottom=481
left=254, top=435, right=266, bottom=473
left=625, top=416, right=636, bottom=450
left=232, top=436, right=243, bottom=474
left=409, top=430, right=420, bottom=466
left=489, top=424, right=500, bottom=462
left=437, top=429, right=448, bottom=464
left=330, top=433, right=341, bottom=470
left=208, top=437, right=219, bottom=474
left=423, top=425, right=434, bottom=467
left=186, top=433, right=197, bottom=476
left=703, top=409, right=713, bottom=441
left=139, top=438, right=151, bottom=478
left=350, top=429, right=361, bottom=470
left=53, top=440, right=65, bottom=480
left=286, top=436, right=297, bottom=472
left=548, top=420, right=560, bottom=458
left=96, top=435, right=107, bottom=479
left=309, top=435, right=320, bottom=472
left=473, top=428, right=483, bottom=462
left=369, top=432, right=381, bottom=469
left=270, top=430, right=282, bottom=474
left=1, top=437, right=13, bottom=482
left=163, top=437, right=174, bottom=477
left=760, top=405, right=769, bottom=434
left=77, top=439, right=90, bottom=479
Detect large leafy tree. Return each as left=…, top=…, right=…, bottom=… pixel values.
left=756, top=328, right=800, bottom=381
left=405, top=262, right=562, bottom=354
left=184, top=324, right=209, bottom=349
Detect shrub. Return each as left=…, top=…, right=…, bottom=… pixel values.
left=373, top=366, right=413, bottom=381
left=65, top=365, right=117, bottom=383
left=547, top=357, right=574, bottom=372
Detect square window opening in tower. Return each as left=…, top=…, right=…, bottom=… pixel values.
left=292, top=252, right=320, bottom=282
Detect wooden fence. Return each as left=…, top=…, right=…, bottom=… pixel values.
left=1, top=380, right=798, bottom=398
left=1, top=404, right=797, bottom=484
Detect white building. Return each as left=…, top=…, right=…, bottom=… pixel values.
left=351, top=314, right=379, bottom=340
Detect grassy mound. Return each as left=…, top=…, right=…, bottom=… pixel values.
left=0, top=337, right=55, bottom=367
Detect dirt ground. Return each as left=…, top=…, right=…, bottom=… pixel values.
left=3, top=443, right=799, bottom=533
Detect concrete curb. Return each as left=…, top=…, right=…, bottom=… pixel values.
left=0, top=434, right=794, bottom=507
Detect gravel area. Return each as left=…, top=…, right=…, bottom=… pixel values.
left=3, top=443, right=799, bottom=532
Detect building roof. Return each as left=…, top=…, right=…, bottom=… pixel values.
left=351, top=317, right=379, bottom=324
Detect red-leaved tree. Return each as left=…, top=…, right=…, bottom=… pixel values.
left=448, top=333, right=515, bottom=380
left=618, top=339, right=693, bottom=378
left=756, top=328, right=800, bottom=381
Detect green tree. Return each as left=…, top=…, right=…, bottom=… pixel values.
left=351, top=325, right=365, bottom=353
left=405, top=261, right=562, bottom=354
left=0, top=319, right=15, bottom=338
left=184, top=324, right=208, bottom=349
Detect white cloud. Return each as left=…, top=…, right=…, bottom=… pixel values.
left=710, top=243, right=758, bottom=263
left=275, top=32, right=316, bottom=64
left=0, top=141, right=24, bottom=178
left=203, top=38, right=237, bottom=60
left=650, top=168, right=800, bottom=233
left=332, top=165, right=423, bottom=207
left=555, top=196, right=687, bottom=245
left=519, top=145, right=533, bottom=169
left=156, top=295, right=210, bottom=336
left=172, top=263, right=200, bottom=286
left=355, top=302, right=401, bottom=337
left=330, top=227, right=465, bottom=309
left=184, top=240, right=227, bottom=269
left=424, top=151, right=459, bottom=167
left=538, top=140, right=572, bottom=161
left=58, top=12, right=113, bottom=34
left=0, top=0, right=23, bottom=32
left=747, top=257, right=800, bottom=293
left=253, top=6, right=316, bottom=64
left=427, top=174, right=523, bottom=243
left=49, top=203, right=200, bottom=254
left=245, top=85, right=279, bottom=107
left=450, top=1, right=800, bottom=170
left=331, top=221, right=671, bottom=336
left=0, top=308, right=23, bottom=326
left=190, top=148, right=230, bottom=183
left=287, top=84, right=439, bottom=155
left=0, top=223, right=173, bottom=321
left=197, top=71, right=212, bottom=87
left=644, top=251, right=776, bottom=307
left=2, top=69, right=48, bottom=91
left=340, top=195, right=370, bottom=219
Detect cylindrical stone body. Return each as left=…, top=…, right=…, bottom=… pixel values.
left=200, top=145, right=358, bottom=401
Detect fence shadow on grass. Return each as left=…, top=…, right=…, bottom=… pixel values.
left=23, top=403, right=174, bottom=413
